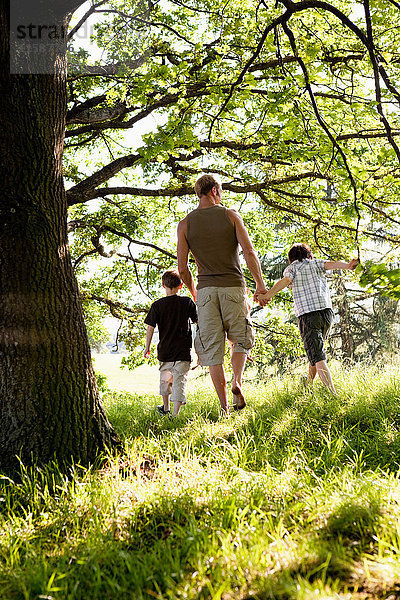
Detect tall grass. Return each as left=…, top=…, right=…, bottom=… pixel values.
left=1, top=360, right=400, bottom=599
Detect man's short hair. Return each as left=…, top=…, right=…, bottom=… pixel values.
left=162, top=269, right=182, bottom=289
left=288, top=243, right=313, bottom=263
left=194, top=174, right=221, bottom=198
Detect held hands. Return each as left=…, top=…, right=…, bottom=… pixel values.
left=256, top=292, right=272, bottom=307
left=253, top=288, right=271, bottom=307
left=144, top=348, right=151, bottom=359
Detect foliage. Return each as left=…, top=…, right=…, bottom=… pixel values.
left=252, top=312, right=304, bottom=376
left=82, top=298, right=111, bottom=351
left=94, top=370, right=110, bottom=394
left=65, top=0, right=400, bottom=365
left=360, top=262, right=400, bottom=299
left=1, top=361, right=400, bottom=597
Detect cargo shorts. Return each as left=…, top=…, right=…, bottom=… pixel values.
left=298, top=308, right=334, bottom=366
left=194, top=286, right=255, bottom=366
left=159, top=361, right=191, bottom=404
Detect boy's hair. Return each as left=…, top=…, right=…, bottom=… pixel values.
left=288, top=243, right=313, bottom=263
left=162, top=269, right=182, bottom=289
left=194, top=173, right=221, bottom=198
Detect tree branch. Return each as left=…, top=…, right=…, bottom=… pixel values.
left=67, top=54, right=151, bottom=81
left=68, top=0, right=109, bottom=40
left=363, top=0, right=400, bottom=163
left=66, top=95, right=132, bottom=126
left=67, top=154, right=141, bottom=204
left=69, top=221, right=177, bottom=260
left=84, top=294, right=141, bottom=317
left=208, top=8, right=293, bottom=138
left=257, top=190, right=399, bottom=245
left=281, top=19, right=362, bottom=258
left=65, top=83, right=211, bottom=137
left=69, top=172, right=327, bottom=204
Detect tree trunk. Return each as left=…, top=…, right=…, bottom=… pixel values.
left=0, top=1, right=119, bottom=471
left=336, top=278, right=354, bottom=360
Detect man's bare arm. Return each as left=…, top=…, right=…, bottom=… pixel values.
left=177, top=218, right=197, bottom=300
left=227, top=209, right=267, bottom=299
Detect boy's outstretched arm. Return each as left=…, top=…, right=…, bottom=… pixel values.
left=144, top=325, right=155, bottom=358
left=324, top=258, right=359, bottom=271
left=259, top=276, right=292, bottom=304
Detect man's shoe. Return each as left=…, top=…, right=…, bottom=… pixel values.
left=232, top=386, right=246, bottom=410
left=156, top=405, right=170, bottom=415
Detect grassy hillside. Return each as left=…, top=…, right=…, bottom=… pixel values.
left=1, top=360, right=400, bottom=599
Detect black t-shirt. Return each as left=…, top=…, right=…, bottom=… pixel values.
left=144, top=295, right=197, bottom=362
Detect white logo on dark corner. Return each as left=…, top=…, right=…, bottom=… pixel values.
left=10, top=0, right=150, bottom=75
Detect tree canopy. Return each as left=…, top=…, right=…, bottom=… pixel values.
left=65, top=0, right=400, bottom=360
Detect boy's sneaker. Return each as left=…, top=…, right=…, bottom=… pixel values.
left=156, top=405, right=170, bottom=415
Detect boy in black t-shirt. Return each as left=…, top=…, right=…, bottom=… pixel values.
left=144, top=270, right=197, bottom=417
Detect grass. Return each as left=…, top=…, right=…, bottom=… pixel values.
left=1, top=359, right=400, bottom=598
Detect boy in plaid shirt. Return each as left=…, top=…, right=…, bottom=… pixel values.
left=260, top=244, right=358, bottom=394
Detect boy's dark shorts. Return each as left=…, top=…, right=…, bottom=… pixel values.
left=298, top=308, right=334, bottom=366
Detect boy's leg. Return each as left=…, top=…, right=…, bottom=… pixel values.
left=159, top=362, right=173, bottom=412
left=161, top=395, right=171, bottom=411
left=171, top=361, right=190, bottom=417
left=308, top=363, right=317, bottom=382
left=299, top=309, right=335, bottom=393
left=315, top=359, right=337, bottom=395
left=315, top=309, right=336, bottom=394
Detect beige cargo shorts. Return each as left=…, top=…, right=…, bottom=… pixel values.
left=159, top=361, right=191, bottom=404
left=194, top=286, right=255, bottom=366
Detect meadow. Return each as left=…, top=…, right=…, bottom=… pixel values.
left=1, top=356, right=400, bottom=599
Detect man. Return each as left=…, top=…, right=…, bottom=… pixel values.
left=177, top=173, right=267, bottom=414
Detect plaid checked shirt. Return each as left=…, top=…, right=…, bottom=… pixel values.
left=283, top=258, right=332, bottom=317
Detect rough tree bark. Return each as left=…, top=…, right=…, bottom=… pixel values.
left=0, top=0, right=119, bottom=471
left=336, top=278, right=354, bottom=361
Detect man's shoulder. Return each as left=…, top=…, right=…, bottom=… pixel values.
left=225, top=206, right=240, bottom=218
left=177, top=214, right=188, bottom=232
left=223, top=206, right=242, bottom=229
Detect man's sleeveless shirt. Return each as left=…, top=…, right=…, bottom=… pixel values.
left=186, top=205, right=245, bottom=289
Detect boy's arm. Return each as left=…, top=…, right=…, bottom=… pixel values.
left=144, top=325, right=155, bottom=358
left=259, top=276, right=292, bottom=304
left=324, top=258, right=359, bottom=271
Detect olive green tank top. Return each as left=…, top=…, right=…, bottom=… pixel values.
left=186, top=205, right=245, bottom=289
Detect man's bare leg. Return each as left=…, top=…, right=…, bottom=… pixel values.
left=172, top=401, right=183, bottom=417
left=308, top=363, right=317, bottom=383
left=315, top=359, right=337, bottom=395
left=209, top=364, right=229, bottom=413
left=231, top=351, right=247, bottom=409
